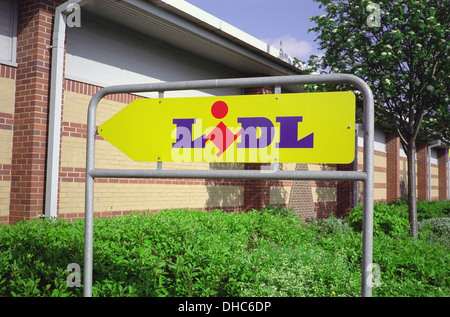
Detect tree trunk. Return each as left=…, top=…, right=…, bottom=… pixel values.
left=407, top=141, right=418, bottom=241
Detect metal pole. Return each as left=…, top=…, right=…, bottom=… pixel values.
left=90, top=169, right=367, bottom=181
left=83, top=74, right=374, bottom=297
left=360, top=79, right=375, bottom=297
left=83, top=91, right=104, bottom=297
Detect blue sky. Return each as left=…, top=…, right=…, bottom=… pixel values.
left=185, top=0, right=326, bottom=61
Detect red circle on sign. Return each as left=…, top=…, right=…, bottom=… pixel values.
left=211, top=101, right=228, bottom=119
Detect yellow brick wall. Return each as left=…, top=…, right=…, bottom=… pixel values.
left=270, top=163, right=339, bottom=215
left=58, top=89, right=449, bottom=219
left=399, top=158, right=420, bottom=197
left=309, top=163, right=337, bottom=205
left=270, top=186, right=290, bottom=205
left=0, top=130, right=12, bottom=165
left=0, top=181, right=10, bottom=217
left=0, top=77, right=15, bottom=217
left=431, top=165, right=439, bottom=199
left=268, top=163, right=340, bottom=210
left=59, top=181, right=243, bottom=214
left=0, top=77, right=15, bottom=114
left=269, top=163, right=294, bottom=205
left=356, top=149, right=387, bottom=201
left=60, top=90, right=244, bottom=215
left=374, top=152, right=387, bottom=201
left=0, top=130, right=12, bottom=216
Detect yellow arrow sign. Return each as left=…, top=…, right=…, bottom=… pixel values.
left=98, top=92, right=355, bottom=163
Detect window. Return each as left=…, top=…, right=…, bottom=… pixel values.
left=0, top=0, right=18, bottom=66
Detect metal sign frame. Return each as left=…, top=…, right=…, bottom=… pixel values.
left=83, top=74, right=374, bottom=297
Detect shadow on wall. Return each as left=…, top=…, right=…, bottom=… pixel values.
left=205, top=163, right=289, bottom=212
left=205, top=163, right=245, bottom=211
left=267, top=163, right=289, bottom=208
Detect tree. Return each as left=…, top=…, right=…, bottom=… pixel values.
left=308, top=0, right=449, bottom=240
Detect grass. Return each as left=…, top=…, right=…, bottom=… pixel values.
left=0, top=200, right=449, bottom=297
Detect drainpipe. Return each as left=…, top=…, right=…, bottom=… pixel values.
left=45, top=0, right=84, bottom=219
left=427, top=140, right=441, bottom=201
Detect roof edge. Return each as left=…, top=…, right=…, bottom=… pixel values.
left=147, top=0, right=302, bottom=72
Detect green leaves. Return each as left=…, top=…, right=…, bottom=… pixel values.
left=0, top=204, right=448, bottom=297
left=308, top=0, right=449, bottom=144
left=348, top=202, right=410, bottom=237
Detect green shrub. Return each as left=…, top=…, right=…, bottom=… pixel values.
left=0, top=218, right=84, bottom=297
left=1, top=206, right=448, bottom=297
left=309, top=216, right=352, bottom=235
left=240, top=244, right=360, bottom=297
left=347, top=202, right=409, bottom=236
left=417, top=200, right=450, bottom=220
left=418, top=217, right=450, bottom=247
left=261, top=203, right=295, bottom=218
left=373, top=233, right=449, bottom=297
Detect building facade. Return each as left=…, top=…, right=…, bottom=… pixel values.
left=0, top=0, right=448, bottom=225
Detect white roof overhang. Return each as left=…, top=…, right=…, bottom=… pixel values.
left=80, top=0, right=304, bottom=78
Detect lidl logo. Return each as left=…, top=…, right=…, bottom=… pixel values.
left=172, top=100, right=314, bottom=156
left=98, top=92, right=355, bottom=163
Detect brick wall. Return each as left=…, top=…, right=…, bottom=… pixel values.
left=9, top=0, right=62, bottom=223
left=438, top=149, right=448, bottom=200
left=309, top=163, right=337, bottom=218
left=59, top=79, right=247, bottom=220
left=2, top=0, right=449, bottom=224
left=336, top=162, right=354, bottom=216
left=386, top=133, right=400, bottom=201
left=288, top=164, right=315, bottom=220
left=417, top=143, right=428, bottom=201
left=0, top=65, right=16, bottom=224
left=242, top=163, right=270, bottom=210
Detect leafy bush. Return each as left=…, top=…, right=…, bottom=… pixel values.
left=347, top=202, right=409, bottom=237
left=261, top=203, right=295, bottom=218
left=1, top=203, right=449, bottom=297
left=308, top=216, right=352, bottom=235
left=373, top=233, right=449, bottom=297
left=0, top=219, right=84, bottom=297
left=418, top=217, right=450, bottom=248
left=417, top=200, right=450, bottom=220
left=240, top=245, right=360, bottom=297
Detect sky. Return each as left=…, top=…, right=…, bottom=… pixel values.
left=185, top=0, right=326, bottom=61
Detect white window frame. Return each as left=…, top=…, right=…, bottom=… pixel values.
left=0, top=0, right=18, bottom=66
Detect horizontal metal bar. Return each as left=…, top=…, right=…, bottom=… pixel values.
left=89, top=169, right=367, bottom=181
left=89, top=74, right=371, bottom=106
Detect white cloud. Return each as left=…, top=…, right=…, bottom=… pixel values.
left=264, top=35, right=313, bottom=60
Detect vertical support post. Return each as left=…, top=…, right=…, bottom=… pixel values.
left=158, top=91, right=164, bottom=170
left=353, top=124, right=361, bottom=207
left=361, top=79, right=374, bottom=297
left=83, top=92, right=101, bottom=297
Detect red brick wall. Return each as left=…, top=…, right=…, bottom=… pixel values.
left=336, top=163, right=354, bottom=216
left=438, top=148, right=448, bottom=200
left=241, top=87, right=273, bottom=211
left=243, top=163, right=270, bottom=210
left=416, top=143, right=428, bottom=201
left=9, top=0, right=61, bottom=223
left=386, top=133, right=400, bottom=201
